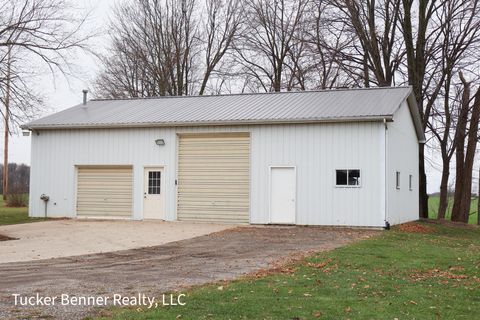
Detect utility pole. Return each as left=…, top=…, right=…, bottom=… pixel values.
left=3, top=47, right=11, bottom=201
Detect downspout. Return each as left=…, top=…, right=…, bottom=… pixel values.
left=384, top=118, right=390, bottom=230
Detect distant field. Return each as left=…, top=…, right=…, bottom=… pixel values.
left=428, top=195, right=478, bottom=224
left=0, top=197, right=47, bottom=225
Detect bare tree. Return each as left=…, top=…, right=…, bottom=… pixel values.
left=427, top=0, right=480, bottom=219
left=399, top=0, right=451, bottom=218
left=451, top=73, right=480, bottom=223
left=327, top=0, right=404, bottom=87
left=0, top=0, right=91, bottom=75
left=0, top=163, right=30, bottom=194
left=199, top=0, right=243, bottom=95
left=0, top=0, right=90, bottom=199
left=94, top=35, right=156, bottom=98
left=95, top=0, right=203, bottom=97
left=302, top=0, right=357, bottom=89
left=234, top=0, right=309, bottom=92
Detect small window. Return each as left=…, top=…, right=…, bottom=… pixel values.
left=409, top=174, right=413, bottom=191
left=148, top=171, right=161, bottom=194
left=336, top=169, right=361, bottom=187
left=396, top=171, right=400, bottom=189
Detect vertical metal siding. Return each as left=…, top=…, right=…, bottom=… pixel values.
left=177, top=133, right=250, bottom=223
left=29, top=122, right=387, bottom=226
left=386, top=101, right=420, bottom=225
left=249, top=122, right=385, bottom=226
left=28, top=128, right=178, bottom=220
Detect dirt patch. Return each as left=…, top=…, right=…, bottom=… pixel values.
left=0, top=226, right=377, bottom=320
left=246, top=250, right=312, bottom=279
left=0, top=234, right=17, bottom=241
left=420, top=218, right=478, bottom=229
left=397, top=222, right=435, bottom=234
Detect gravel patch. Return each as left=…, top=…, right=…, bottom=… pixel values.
left=0, top=226, right=377, bottom=319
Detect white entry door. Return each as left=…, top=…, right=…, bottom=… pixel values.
left=270, top=167, right=296, bottom=224
left=143, top=167, right=165, bottom=219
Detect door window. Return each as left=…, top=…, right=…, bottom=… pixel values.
left=148, top=171, right=161, bottom=194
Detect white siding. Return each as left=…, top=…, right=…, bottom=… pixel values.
left=386, top=101, right=420, bottom=225
left=29, top=122, right=386, bottom=227
left=29, top=128, right=178, bottom=220
left=249, top=123, right=385, bottom=226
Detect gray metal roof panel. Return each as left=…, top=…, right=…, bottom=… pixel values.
left=23, top=86, right=413, bottom=129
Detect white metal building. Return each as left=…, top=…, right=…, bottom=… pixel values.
left=22, top=87, right=425, bottom=227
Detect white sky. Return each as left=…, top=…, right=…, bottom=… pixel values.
left=2, top=0, right=445, bottom=194
left=3, top=0, right=115, bottom=165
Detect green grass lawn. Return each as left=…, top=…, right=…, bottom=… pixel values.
left=96, top=222, right=480, bottom=320
left=0, top=197, right=47, bottom=225
left=429, top=195, right=478, bottom=224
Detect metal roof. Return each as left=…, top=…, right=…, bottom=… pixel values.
left=22, top=86, right=425, bottom=141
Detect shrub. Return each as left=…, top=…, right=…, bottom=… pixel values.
left=6, top=193, right=28, bottom=207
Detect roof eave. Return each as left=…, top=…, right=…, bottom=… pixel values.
left=406, top=91, right=427, bottom=143
left=21, top=115, right=394, bottom=130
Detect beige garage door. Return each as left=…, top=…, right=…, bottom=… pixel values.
left=177, top=133, right=250, bottom=223
left=76, top=166, right=133, bottom=217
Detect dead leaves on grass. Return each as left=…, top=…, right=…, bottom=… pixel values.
left=410, top=267, right=468, bottom=282
left=248, top=250, right=316, bottom=279
left=305, top=258, right=338, bottom=274
left=397, top=223, right=435, bottom=234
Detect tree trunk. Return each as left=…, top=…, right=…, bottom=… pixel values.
left=451, top=74, right=470, bottom=222
left=451, top=74, right=480, bottom=223
left=437, top=157, right=450, bottom=219
left=198, top=68, right=212, bottom=96
left=458, top=87, right=480, bottom=222
left=419, top=144, right=429, bottom=218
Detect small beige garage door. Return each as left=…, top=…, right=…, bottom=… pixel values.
left=76, top=166, right=133, bottom=217
left=177, top=133, right=250, bottom=223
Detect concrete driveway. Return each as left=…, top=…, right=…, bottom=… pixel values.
left=0, top=226, right=377, bottom=320
left=0, top=219, right=233, bottom=263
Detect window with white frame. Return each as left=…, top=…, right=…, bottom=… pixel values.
left=396, top=171, right=400, bottom=189
left=336, top=169, right=361, bottom=187
left=409, top=174, right=413, bottom=191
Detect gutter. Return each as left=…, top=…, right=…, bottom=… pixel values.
left=21, top=115, right=395, bottom=131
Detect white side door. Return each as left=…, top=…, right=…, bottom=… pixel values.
left=143, top=167, right=165, bottom=219
left=270, top=167, right=296, bottom=224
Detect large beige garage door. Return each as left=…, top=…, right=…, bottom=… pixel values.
left=177, top=133, right=250, bottom=223
left=76, top=166, right=133, bottom=217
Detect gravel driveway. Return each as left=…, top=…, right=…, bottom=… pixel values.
left=0, top=226, right=377, bottom=319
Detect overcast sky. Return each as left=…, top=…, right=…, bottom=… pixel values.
left=2, top=0, right=446, bottom=194
left=3, top=0, right=115, bottom=165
